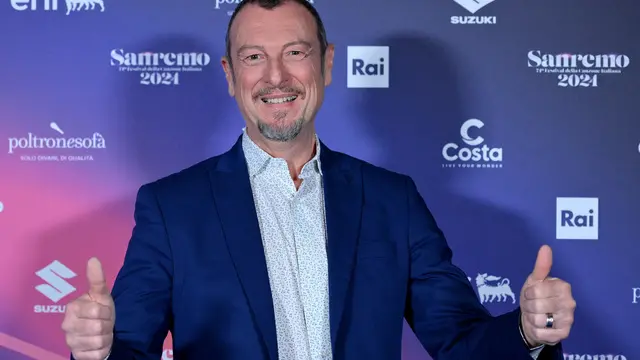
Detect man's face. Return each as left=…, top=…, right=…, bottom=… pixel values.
left=222, top=2, right=334, bottom=142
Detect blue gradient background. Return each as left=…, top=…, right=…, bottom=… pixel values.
left=0, top=0, right=638, bottom=358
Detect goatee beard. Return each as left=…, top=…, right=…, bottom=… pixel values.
left=257, top=116, right=305, bottom=142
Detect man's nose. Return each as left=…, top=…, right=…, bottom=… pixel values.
left=265, top=58, right=288, bottom=85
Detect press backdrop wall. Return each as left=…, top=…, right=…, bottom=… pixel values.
left=1, top=0, right=638, bottom=359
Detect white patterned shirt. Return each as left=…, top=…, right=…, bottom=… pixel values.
left=242, top=130, right=332, bottom=360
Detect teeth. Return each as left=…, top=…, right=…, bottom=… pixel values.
left=262, top=96, right=297, bottom=104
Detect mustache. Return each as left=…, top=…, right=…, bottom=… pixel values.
left=253, top=86, right=303, bottom=99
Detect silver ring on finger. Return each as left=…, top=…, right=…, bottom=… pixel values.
left=545, top=313, right=554, bottom=329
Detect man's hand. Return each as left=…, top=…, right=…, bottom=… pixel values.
left=61, top=258, right=115, bottom=360
left=519, top=245, right=576, bottom=347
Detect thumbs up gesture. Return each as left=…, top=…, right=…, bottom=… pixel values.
left=61, top=258, right=115, bottom=360
left=519, top=245, right=576, bottom=348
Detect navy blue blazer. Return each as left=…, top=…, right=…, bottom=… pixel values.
left=87, top=135, right=562, bottom=359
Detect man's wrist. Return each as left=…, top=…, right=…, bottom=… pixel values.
left=519, top=313, right=544, bottom=350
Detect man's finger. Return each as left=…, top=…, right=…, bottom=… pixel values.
left=74, top=301, right=113, bottom=321
left=524, top=278, right=568, bottom=300
left=520, top=297, right=562, bottom=314
left=66, top=334, right=112, bottom=353
left=522, top=311, right=574, bottom=330
left=86, top=257, right=109, bottom=298
left=65, top=318, right=114, bottom=336
left=530, top=245, right=553, bottom=282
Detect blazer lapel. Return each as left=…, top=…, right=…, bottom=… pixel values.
left=320, top=143, right=363, bottom=350
left=208, top=137, right=278, bottom=360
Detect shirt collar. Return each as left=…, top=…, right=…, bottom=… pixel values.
left=241, top=128, right=323, bottom=178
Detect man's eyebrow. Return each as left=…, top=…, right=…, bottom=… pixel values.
left=235, top=41, right=313, bottom=55
left=236, top=45, right=265, bottom=55
left=282, top=40, right=312, bottom=49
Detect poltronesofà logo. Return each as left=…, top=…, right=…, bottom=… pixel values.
left=7, top=122, right=106, bottom=162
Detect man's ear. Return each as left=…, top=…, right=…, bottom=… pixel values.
left=221, top=57, right=235, bottom=96
left=323, top=44, right=335, bottom=86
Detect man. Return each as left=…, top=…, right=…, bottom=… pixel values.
left=61, top=0, right=576, bottom=359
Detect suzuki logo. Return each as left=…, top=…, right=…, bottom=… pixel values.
left=453, top=0, right=495, bottom=14
left=35, top=260, right=77, bottom=302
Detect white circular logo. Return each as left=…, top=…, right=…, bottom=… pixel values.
left=460, top=118, right=485, bottom=146
left=0, top=201, right=4, bottom=212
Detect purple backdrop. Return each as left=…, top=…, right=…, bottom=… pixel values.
left=0, top=0, right=638, bottom=359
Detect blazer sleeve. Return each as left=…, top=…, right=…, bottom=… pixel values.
left=402, top=177, right=562, bottom=360
left=71, top=184, right=173, bottom=360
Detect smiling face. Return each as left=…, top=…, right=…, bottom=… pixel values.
left=222, top=1, right=334, bottom=142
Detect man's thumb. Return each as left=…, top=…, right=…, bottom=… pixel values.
left=86, top=257, right=109, bottom=298
left=530, top=245, right=553, bottom=282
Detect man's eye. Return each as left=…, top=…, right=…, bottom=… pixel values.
left=287, top=50, right=307, bottom=58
